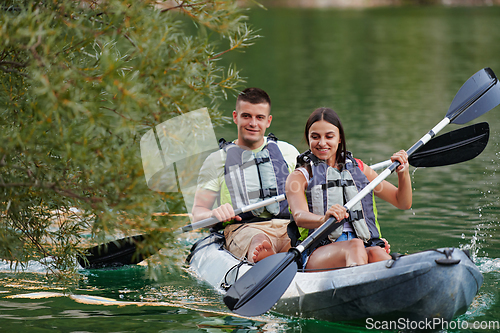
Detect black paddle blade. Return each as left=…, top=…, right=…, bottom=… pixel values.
left=447, top=68, right=500, bottom=124
left=409, top=122, right=489, bottom=167
left=78, top=235, right=149, bottom=269
left=224, top=252, right=298, bottom=316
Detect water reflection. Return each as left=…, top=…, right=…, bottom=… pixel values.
left=0, top=286, right=290, bottom=332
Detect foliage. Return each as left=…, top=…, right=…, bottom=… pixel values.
left=0, top=0, right=258, bottom=280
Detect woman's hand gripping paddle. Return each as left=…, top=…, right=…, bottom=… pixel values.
left=223, top=67, right=500, bottom=317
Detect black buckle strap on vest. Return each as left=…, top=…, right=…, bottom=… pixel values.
left=297, top=149, right=325, bottom=168
left=345, top=209, right=363, bottom=223
left=365, top=237, right=386, bottom=248
left=322, top=179, right=355, bottom=190
left=260, top=188, right=277, bottom=198
left=218, top=138, right=229, bottom=149
left=247, top=188, right=278, bottom=200
left=345, top=151, right=358, bottom=167
left=241, top=156, right=271, bottom=169
left=296, top=149, right=313, bottom=168
left=267, top=133, right=278, bottom=142
left=254, top=156, right=270, bottom=165
left=309, top=150, right=324, bottom=166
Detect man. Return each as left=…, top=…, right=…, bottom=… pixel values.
left=192, top=88, right=299, bottom=263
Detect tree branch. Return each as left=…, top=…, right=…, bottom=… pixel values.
left=29, top=34, right=45, bottom=68
left=208, top=40, right=242, bottom=61
left=0, top=64, right=29, bottom=77
left=0, top=60, right=28, bottom=68
left=160, top=1, right=212, bottom=12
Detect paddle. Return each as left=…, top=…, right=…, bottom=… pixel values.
left=370, top=121, right=490, bottom=170
left=79, top=124, right=488, bottom=270
left=223, top=67, right=500, bottom=317
left=78, top=194, right=286, bottom=269
left=176, top=194, right=286, bottom=233
left=78, top=123, right=488, bottom=270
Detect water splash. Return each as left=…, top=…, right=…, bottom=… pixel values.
left=475, top=257, right=500, bottom=274
left=459, top=224, right=482, bottom=262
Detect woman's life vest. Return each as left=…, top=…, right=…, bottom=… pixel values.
left=219, top=133, right=290, bottom=224
left=297, top=150, right=382, bottom=244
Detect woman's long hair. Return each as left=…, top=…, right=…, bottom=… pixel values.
left=304, top=107, right=347, bottom=165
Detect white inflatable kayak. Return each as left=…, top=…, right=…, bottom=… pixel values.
left=188, top=233, right=483, bottom=322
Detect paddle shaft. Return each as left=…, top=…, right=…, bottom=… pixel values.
left=371, top=126, right=490, bottom=171
left=225, top=67, right=500, bottom=316
left=369, top=118, right=448, bottom=171
left=178, top=194, right=286, bottom=233
left=370, top=121, right=490, bottom=171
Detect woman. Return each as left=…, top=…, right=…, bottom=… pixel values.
left=285, top=107, right=412, bottom=270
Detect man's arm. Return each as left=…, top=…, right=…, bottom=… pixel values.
left=192, top=188, right=218, bottom=222
left=192, top=188, right=242, bottom=224
left=191, top=149, right=239, bottom=225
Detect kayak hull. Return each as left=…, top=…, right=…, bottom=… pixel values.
left=188, top=233, right=483, bottom=322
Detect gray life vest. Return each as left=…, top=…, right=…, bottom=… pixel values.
left=302, top=150, right=380, bottom=242
left=220, top=133, right=290, bottom=222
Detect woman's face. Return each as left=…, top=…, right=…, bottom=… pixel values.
left=308, top=120, right=341, bottom=164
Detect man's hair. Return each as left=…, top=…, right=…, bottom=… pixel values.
left=236, top=87, right=271, bottom=108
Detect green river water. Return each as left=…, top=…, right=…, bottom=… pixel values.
left=2, top=6, right=500, bottom=333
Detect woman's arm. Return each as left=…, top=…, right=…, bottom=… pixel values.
left=285, top=170, right=348, bottom=229
left=363, top=150, right=412, bottom=210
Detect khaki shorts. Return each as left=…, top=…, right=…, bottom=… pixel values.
left=224, top=219, right=291, bottom=260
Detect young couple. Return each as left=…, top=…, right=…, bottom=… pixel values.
left=192, top=88, right=412, bottom=270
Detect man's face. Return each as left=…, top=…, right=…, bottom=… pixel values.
left=233, top=101, right=272, bottom=150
